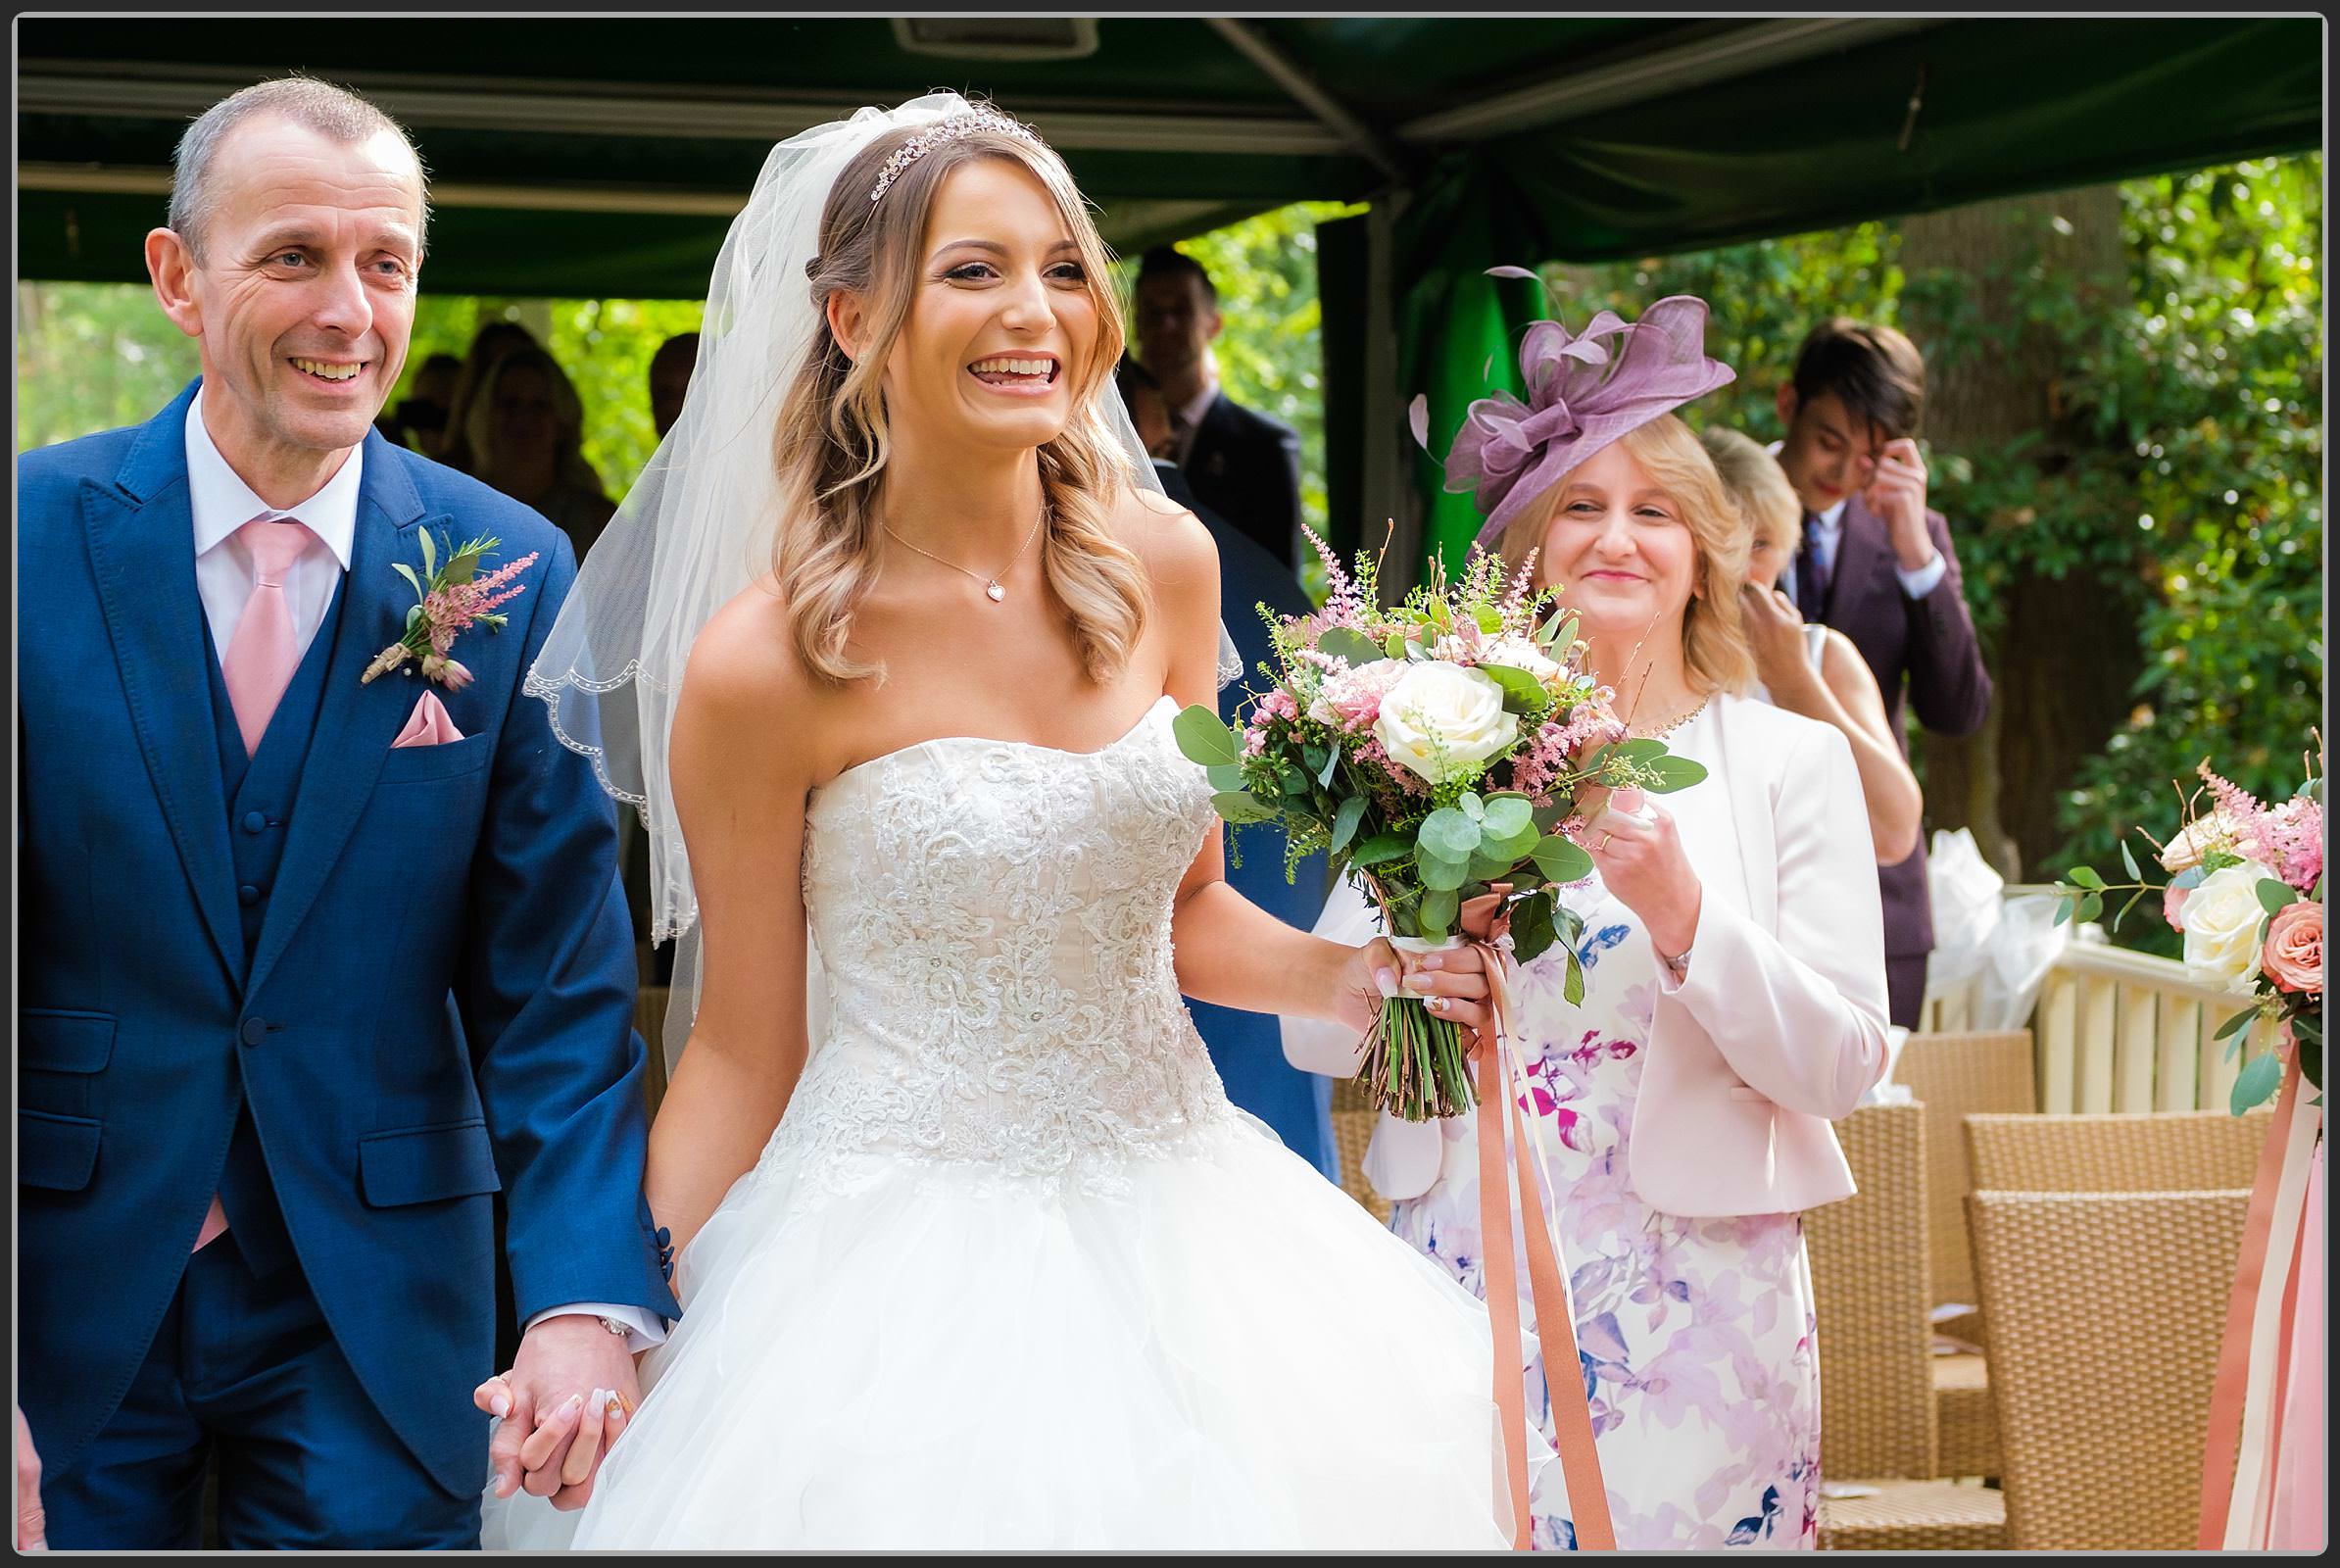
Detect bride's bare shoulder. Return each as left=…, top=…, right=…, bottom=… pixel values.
left=1108, top=480, right=1217, bottom=609
left=676, top=574, right=820, bottom=740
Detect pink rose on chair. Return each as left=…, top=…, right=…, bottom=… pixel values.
left=2262, top=901, right=2323, bottom=995
left=2164, top=883, right=2191, bottom=932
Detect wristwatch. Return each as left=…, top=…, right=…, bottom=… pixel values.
left=595, top=1315, right=633, bottom=1338
left=1660, top=942, right=1692, bottom=981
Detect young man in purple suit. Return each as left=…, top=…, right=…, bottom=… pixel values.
left=1773, top=319, right=1993, bottom=1028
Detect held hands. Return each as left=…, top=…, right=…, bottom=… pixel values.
left=474, top=1315, right=642, bottom=1510
left=1331, top=936, right=1496, bottom=1041
left=1584, top=788, right=1703, bottom=967
left=1864, top=437, right=1937, bottom=572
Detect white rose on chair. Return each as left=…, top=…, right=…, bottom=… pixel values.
left=1372, top=662, right=1520, bottom=785
left=2181, top=859, right=2283, bottom=990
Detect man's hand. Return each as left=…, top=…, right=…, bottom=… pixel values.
left=16, top=1405, right=47, bottom=1551
left=475, top=1315, right=640, bottom=1510
left=1864, top=437, right=1936, bottom=572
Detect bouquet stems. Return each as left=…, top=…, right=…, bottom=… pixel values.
left=1358, top=993, right=1477, bottom=1122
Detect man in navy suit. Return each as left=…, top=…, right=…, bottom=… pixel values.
left=1772, top=318, right=1994, bottom=1027
left=1117, top=359, right=1339, bottom=1181
left=15, top=77, right=675, bottom=1547
left=1133, top=247, right=1307, bottom=571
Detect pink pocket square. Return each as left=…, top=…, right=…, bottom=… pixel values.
left=392, top=690, right=466, bottom=749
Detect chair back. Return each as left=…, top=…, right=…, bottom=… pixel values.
left=1966, top=1109, right=2270, bottom=1195
left=1805, top=1102, right=1936, bottom=1478
left=1967, top=1188, right=2248, bottom=1548
left=1896, top=1030, right=2037, bottom=1305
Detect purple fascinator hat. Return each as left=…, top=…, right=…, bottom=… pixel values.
left=1429, top=281, right=1735, bottom=550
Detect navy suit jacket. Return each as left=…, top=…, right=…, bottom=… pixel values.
left=17, top=381, right=677, bottom=1497
left=1181, top=391, right=1304, bottom=571
left=1156, top=462, right=1338, bottom=1181
left=1810, top=494, right=1993, bottom=958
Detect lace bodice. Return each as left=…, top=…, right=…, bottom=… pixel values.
left=761, top=696, right=1243, bottom=1200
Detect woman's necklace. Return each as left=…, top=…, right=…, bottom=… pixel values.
left=883, top=505, right=1048, bottom=604
left=1627, top=694, right=1711, bottom=740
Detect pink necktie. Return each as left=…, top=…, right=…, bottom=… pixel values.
left=221, top=516, right=318, bottom=758
left=198, top=517, right=317, bottom=1253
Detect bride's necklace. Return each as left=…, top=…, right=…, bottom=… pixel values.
left=1627, top=694, right=1710, bottom=740
left=883, top=505, right=1048, bottom=604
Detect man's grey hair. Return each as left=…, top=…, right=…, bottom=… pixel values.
left=169, top=75, right=430, bottom=262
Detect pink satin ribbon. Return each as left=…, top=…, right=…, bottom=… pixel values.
left=1467, top=937, right=1617, bottom=1551
left=2196, top=1047, right=2309, bottom=1548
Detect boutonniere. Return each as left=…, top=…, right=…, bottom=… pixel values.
left=361, top=528, right=539, bottom=690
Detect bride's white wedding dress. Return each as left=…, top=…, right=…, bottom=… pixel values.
left=493, top=696, right=1539, bottom=1548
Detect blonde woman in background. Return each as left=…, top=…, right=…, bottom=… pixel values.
left=463, top=345, right=618, bottom=563
left=1702, top=427, right=1923, bottom=864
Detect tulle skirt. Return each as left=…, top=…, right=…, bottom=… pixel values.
left=485, top=1111, right=1536, bottom=1549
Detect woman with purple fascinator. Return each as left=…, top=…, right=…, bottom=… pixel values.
left=1290, top=287, right=1894, bottom=1548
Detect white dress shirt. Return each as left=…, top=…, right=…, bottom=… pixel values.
left=1170, top=375, right=1219, bottom=467
left=186, top=394, right=668, bottom=1351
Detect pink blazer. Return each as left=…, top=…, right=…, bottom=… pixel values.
left=1284, top=693, right=1891, bottom=1218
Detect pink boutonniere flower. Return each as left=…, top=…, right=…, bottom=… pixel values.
left=362, top=529, right=539, bottom=688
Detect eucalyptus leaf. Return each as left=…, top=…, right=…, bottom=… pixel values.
left=2213, top=1005, right=2261, bottom=1042
left=1458, top=792, right=1485, bottom=823
left=2068, top=865, right=2105, bottom=891
left=1317, top=627, right=1386, bottom=667
left=1384, top=632, right=1410, bottom=661
left=1563, top=949, right=1585, bottom=1005
left=2077, top=892, right=2103, bottom=924
left=1418, top=808, right=1482, bottom=861
left=1476, top=663, right=1547, bottom=714
left=1274, top=762, right=1310, bottom=797
left=2231, top=1051, right=2283, bottom=1115
left=1172, top=705, right=1242, bottom=766
left=1418, top=888, right=1458, bottom=940
left=1643, top=755, right=1709, bottom=793
left=1350, top=830, right=1411, bottom=868
left=1205, top=763, right=1246, bottom=793
left=1331, top=795, right=1367, bottom=855
left=1211, top=791, right=1280, bottom=825
left=1316, top=744, right=1342, bottom=789
left=1532, top=833, right=1593, bottom=886
left=1482, top=797, right=1534, bottom=840
left=1419, top=851, right=1470, bottom=893
left=2120, top=838, right=2144, bottom=881
left=2256, top=878, right=2296, bottom=918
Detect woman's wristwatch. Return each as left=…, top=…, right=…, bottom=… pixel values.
left=1659, top=942, right=1692, bottom=982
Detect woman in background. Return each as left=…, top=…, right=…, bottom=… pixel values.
left=463, top=345, right=619, bottom=563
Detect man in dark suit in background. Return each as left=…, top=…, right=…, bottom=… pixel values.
left=1133, top=247, right=1305, bottom=570
left=1118, top=358, right=1338, bottom=1182
left=1772, top=318, right=1994, bottom=1029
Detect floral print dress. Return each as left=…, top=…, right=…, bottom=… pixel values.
left=1389, top=772, right=1823, bottom=1549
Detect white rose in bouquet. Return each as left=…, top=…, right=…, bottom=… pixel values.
left=2158, top=814, right=2240, bottom=873
left=2181, top=859, right=2281, bottom=990
left=1373, top=662, right=1519, bottom=785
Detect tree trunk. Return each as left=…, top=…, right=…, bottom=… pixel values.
left=1896, top=184, right=2133, bottom=882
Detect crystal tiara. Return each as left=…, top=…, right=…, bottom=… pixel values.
left=868, top=110, right=1048, bottom=205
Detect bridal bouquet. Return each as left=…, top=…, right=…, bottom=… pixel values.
left=2052, top=747, right=2323, bottom=1111
left=1175, top=529, right=1706, bottom=1122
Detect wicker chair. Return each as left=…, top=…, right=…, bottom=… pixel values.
left=1330, top=1076, right=1393, bottom=1224
left=1893, top=1029, right=2035, bottom=1479
left=1967, top=1188, right=2250, bottom=1549
left=1809, top=1103, right=2008, bottom=1548
left=1965, top=1109, right=2272, bottom=1195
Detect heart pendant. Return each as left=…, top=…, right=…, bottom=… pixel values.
left=985, top=582, right=1005, bottom=602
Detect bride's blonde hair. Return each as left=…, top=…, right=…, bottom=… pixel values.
left=773, top=111, right=1148, bottom=685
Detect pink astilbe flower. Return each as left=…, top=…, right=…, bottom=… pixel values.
left=1355, top=734, right=1429, bottom=797
left=422, top=553, right=539, bottom=654
left=1301, top=523, right=1372, bottom=631
left=2260, top=796, right=2323, bottom=892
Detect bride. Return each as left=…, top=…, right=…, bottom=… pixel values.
left=489, top=93, right=1550, bottom=1548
